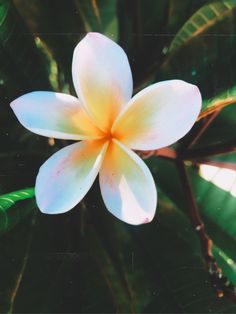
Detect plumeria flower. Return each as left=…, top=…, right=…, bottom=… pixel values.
left=10, top=32, right=201, bottom=225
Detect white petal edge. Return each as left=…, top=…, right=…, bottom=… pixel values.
left=112, top=80, right=202, bottom=150
left=10, top=91, right=103, bottom=140
left=36, top=140, right=108, bottom=214
left=99, top=139, right=157, bottom=225
left=72, top=32, right=133, bottom=131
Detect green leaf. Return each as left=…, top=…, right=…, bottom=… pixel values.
left=169, top=0, right=236, bottom=53
left=0, top=187, right=35, bottom=235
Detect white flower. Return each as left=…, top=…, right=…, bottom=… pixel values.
left=10, top=32, right=201, bottom=225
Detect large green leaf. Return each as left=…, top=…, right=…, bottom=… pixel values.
left=167, top=0, right=208, bottom=33
left=0, top=187, right=35, bottom=235
left=147, top=157, right=236, bottom=291
left=167, top=1, right=236, bottom=120
left=160, top=0, right=236, bottom=109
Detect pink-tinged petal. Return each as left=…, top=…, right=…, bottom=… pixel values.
left=112, top=80, right=202, bottom=150
left=36, top=140, right=108, bottom=214
left=99, top=139, right=157, bottom=225
left=72, top=32, right=133, bottom=131
left=10, top=91, right=103, bottom=140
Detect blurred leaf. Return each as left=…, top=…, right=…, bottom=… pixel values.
left=0, top=0, right=52, bottom=155
left=13, top=0, right=118, bottom=90
left=118, top=0, right=169, bottom=88
left=11, top=209, right=119, bottom=313
left=0, top=0, right=50, bottom=95
left=74, top=0, right=118, bottom=39
left=169, top=0, right=236, bottom=53
left=0, top=214, right=35, bottom=313
left=0, top=152, right=48, bottom=193
left=13, top=0, right=84, bottom=89
left=0, top=187, right=35, bottom=235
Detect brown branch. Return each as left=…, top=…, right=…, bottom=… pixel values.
left=176, top=160, right=236, bottom=299
left=182, top=139, right=236, bottom=160
left=176, top=160, right=215, bottom=262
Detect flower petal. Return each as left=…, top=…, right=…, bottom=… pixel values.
left=72, top=32, right=133, bottom=131
left=10, top=91, right=103, bottom=140
left=112, top=80, right=202, bottom=150
left=36, top=140, right=108, bottom=214
left=99, top=139, right=157, bottom=225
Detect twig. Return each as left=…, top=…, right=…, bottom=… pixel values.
left=137, top=147, right=177, bottom=160
left=184, top=110, right=221, bottom=149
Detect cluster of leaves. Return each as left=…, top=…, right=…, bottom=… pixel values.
left=1, top=0, right=236, bottom=312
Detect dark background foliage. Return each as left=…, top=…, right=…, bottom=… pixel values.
left=1, top=0, right=236, bottom=313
